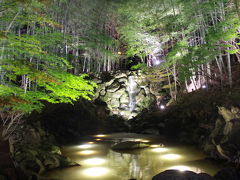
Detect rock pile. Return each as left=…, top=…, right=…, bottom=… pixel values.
left=94, top=71, right=163, bottom=119
left=204, top=106, right=240, bottom=163
left=10, top=120, right=78, bottom=179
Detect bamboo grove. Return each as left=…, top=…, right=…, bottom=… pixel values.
left=118, top=0, right=240, bottom=96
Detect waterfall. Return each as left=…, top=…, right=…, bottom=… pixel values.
left=128, top=76, right=138, bottom=112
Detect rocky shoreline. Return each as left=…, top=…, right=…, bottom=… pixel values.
left=0, top=118, right=79, bottom=180
left=1, top=72, right=240, bottom=179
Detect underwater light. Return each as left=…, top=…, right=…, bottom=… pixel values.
left=88, top=142, right=94, bottom=144
left=78, top=144, right=93, bottom=149
left=134, top=139, right=142, bottom=142
left=95, top=134, right=107, bottom=138
left=168, top=165, right=191, bottom=172
left=152, top=147, right=168, bottom=153
left=150, top=144, right=163, bottom=148
left=141, top=140, right=150, bottom=143
left=83, top=158, right=106, bottom=166
left=96, top=139, right=102, bottom=141
left=160, top=153, right=182, bottom=160
left=83, top=167, right=109, bottom=177
left=78, top=150, right=96, bottom=155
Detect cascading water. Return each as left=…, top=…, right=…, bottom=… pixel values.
left=128, top=76, right=138, bottom=112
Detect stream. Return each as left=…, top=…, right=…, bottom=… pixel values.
left=44, top=133, right=223, bottom=180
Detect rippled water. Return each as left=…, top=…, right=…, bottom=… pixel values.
left=44, top=133, right=223, bottom=180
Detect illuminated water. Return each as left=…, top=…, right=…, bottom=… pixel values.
left=128, top=76, right=138, bottom=112
left=44, top=133, right=223, bottom=180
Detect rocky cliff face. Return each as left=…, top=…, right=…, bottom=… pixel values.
left=205, top=106, right=240, bottom=164
left=94, top=71, right=165, bottom=120
left=10, top=119, right=78, bottom=179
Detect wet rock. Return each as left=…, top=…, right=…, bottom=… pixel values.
left=95, top=71, right=159, bottom=120
left=106, top=81, right=120, bottom=92
left=11, top=119, right=79, bottom=178
left=112, top=141, right=149, bottom=150
left=120, top=92, right=129, bottom=105
left=208, top=107, right=240, bottom=162
left=218, top=107, right=236, bottom=122
left=100, top=89, right=106, bottom=96
left=152, top=170, right=214, bottom=180
left=114, top=73, right=128, bottom=79
left=117, top=77, right=128, bottom=84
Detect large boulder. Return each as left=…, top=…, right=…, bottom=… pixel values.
left=11, top=119, right=79, bottom=179
left=208, top=107, right=240, bottom=162
left=152, top=170, right=214, bottom=180
left=112, top=141, right=149, bottom=150
left=96, top=71, right=158, bottom=120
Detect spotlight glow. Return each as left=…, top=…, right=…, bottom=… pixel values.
left=78, top=150, right=96, bottom=155
left=202, top=85, right=207, bottom=89
left=135, top=139, right=142, bottom=142
left=96, top=139, right=102, bottom=141
left=83, top=158, right=106, bottom=166
left=160, top=105, right=165, bottom=110
left=88, top=142, right=94, bottom=144
left=160, top=154, right=182, bottom=160
left=152, top=147, right=168, bottom=153
left=169, top=165, right=191, bottom=172
left=150, top=144, right=161, bottom=148
left=155, top=60, right=160, bottom=65
left=141, top=140, right=150, bottom=143
left=83, top=167, right=109, bottom=177
left=78, top=144, right=92, bottom=149
left=95, top=134, right=107, bottom=138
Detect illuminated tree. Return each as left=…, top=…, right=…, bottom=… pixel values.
left=0, top=0, right=96, bottom=139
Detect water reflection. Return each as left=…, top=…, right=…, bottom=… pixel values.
left=160, top=153, right=182, bottom=160
left=167, top=165, right=203, bottom=173
left=151, top=147, right=168, bottom=153
left=45, top=133, right=223, bottom=180
left=94, top=134, right=107, bottom=138
left=83, top=158, right=107, bottom=166
left=78, top=150, right=96, bottom=155
left=82, top=167, right=110, bottom=177
left=78, top=144, right=93, bottom=149
left=88, top=141, right=94, bottom=144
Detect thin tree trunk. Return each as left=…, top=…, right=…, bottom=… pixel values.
left=227, top=49, right=232, bottom=88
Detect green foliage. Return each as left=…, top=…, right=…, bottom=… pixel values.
left=0, top=85, right=44, bottom=113
left=0, top=0, right=97, bottom=116
left=117, top=0, right=240, bottom=84
left=130, top=63, right=147, bottom=70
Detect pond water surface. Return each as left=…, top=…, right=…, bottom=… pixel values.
left=45, top=133, right=223, bottom=180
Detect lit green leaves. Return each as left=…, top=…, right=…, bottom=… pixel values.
left=0, top=84, right=44, bottom=113
left=8, top=34, right=44, bottom=56
left=39, top=71, right=97, bottom=103
left=226, top=48, right=239, bottom=54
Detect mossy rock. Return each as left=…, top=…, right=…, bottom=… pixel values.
left=58, top=156, right=79, bottom=168
left=111, top=141, right=149, bottom=150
